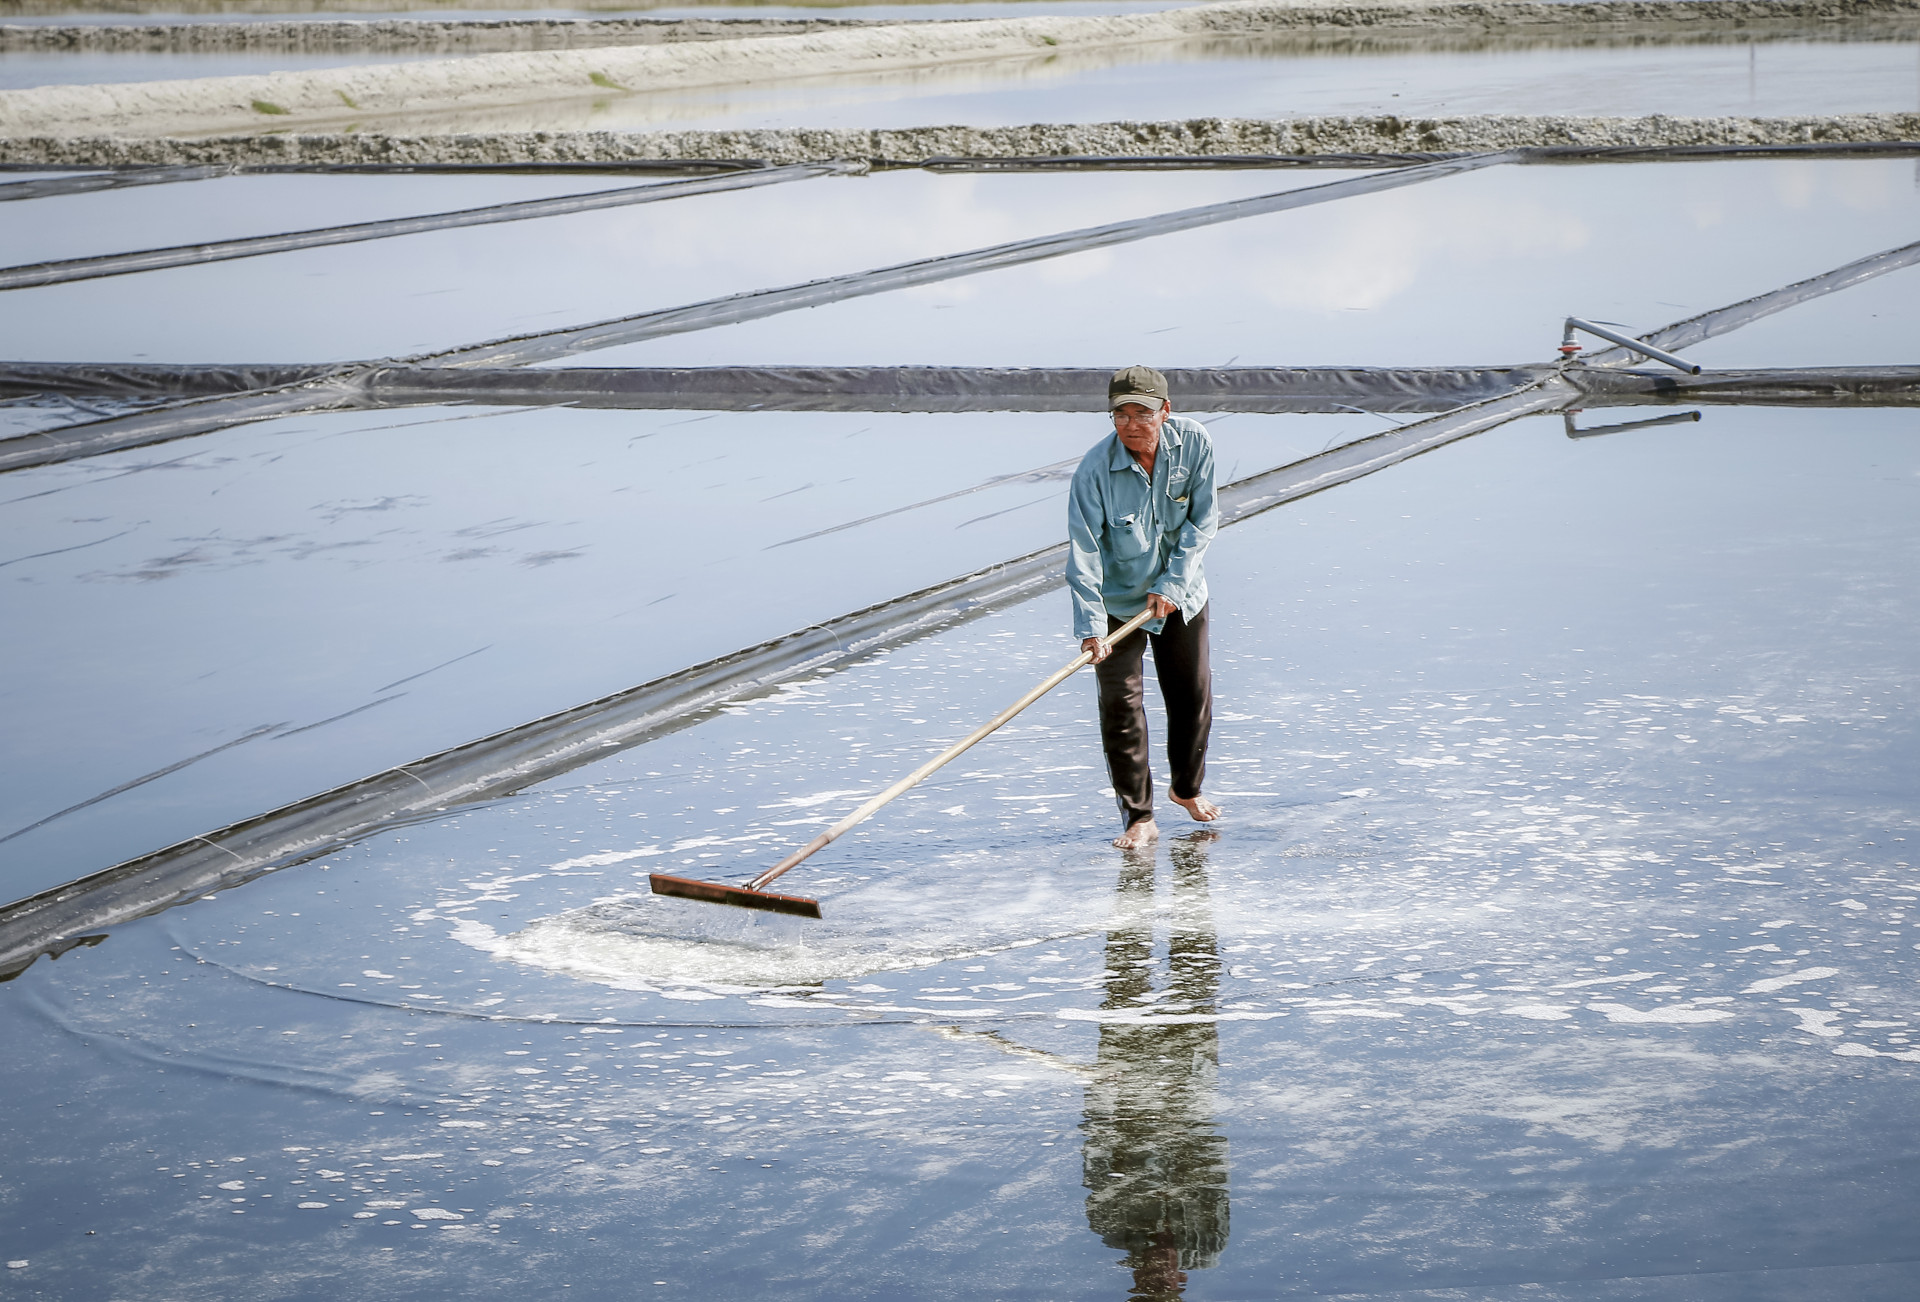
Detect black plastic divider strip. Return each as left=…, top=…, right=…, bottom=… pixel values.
left=431, top=152, right=1517, bottom=368
left=1568, top=365, right=1920, bottom=405
left=0, top=159, right=770, bottom=203
left=0, top=153, right=1511, bottom=473
left=0, top=164, right=233, bottom=203
left=13, top=362, right=1919, bottom=411
left=0, top=375, right=1573, bottom=981
left=357, top=364, right=1551, bottom=413
left=0, top=161, right=851, bottom=292
left=0, top=361, right=338, bottom=400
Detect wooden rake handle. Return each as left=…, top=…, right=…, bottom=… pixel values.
left=745, top=606, right=1159, bottom=893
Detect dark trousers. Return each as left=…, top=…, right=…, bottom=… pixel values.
left=1095, top=603, right=1212, bottom=828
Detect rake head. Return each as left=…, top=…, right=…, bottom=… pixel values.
left=648, top=872, right=823, bottom=919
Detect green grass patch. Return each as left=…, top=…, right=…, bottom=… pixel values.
left=250, top=99, right=290, bottom=115
left=336, top=90, right=361, bottom=110
left=588, top=71, right=627, bottom=91
left=1040, top=35, right=1058, bottom=45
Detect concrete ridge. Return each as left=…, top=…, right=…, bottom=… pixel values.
left=5, top=114, right=1917, bottom=166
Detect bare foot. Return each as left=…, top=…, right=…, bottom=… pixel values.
left=1112, top=818, right=1160, bottom=850
left=1171, top=793, right=1222, bottom=823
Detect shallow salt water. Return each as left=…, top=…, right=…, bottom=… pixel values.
left=2, top=401, right=1916, bottom=1297
left=1, top=153, right=1916, bottom=1298
left=5, top=32, right=1918, bottom=119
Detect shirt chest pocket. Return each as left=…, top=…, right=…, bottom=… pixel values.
left=1162, top=492, right=1191, bottom=532
left=1108, top=513, right=1150, bottom=559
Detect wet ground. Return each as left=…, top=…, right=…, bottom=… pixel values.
left=1, top=148, right=1917, bottom=1296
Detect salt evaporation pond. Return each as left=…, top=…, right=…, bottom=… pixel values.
left=3, top=30, right=1917, bottom=121
left=0, top=154, right=1916, bottom=1296
left=4, top=401, right=1916, bottom=1296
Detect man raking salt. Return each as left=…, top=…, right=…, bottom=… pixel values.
left=1067, top=365, right=1223, bottom=849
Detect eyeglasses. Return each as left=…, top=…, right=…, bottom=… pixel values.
left=1111, top=406, right=1164, bottom=426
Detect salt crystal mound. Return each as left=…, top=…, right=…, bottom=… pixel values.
left=454, top=846, right=1126, bottom=992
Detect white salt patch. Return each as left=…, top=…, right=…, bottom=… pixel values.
left=362, top=970, right=395, bottom=979
left=439, top=1120, right=487, bottom=1129
left=759, top=789, right=868, bottom=810
left=1743, top=966, right=1840, bottom=994
left=1790, top=1009, right=1843, bottom=1037
left=218, top=1181, right=247, bottom=1191
left=448, top=919, right=504, bottom=952
left=352, top=1211, right=376, bottom=1218
left=381, top=1153, right=443, bottom=1161
left=299, top=1202, right=330, bottom=1210
left=1838, top=900, right=1868, bottom=911
left=1504, top=1004, right=1575, bottom=1021
left=1760, top=920, right=1794, bottom=929
left=412, top=1208, right=464, bottom=1221
left=639, top=1147, right=670, bottom=1154
left=1588, top=1002, right=1735, bottom=1024
left=1555, top=971, right=1663, bottom=990
left=551, top=847, right=664, bottom=872
left=8, top=1261, right=27, bottom=1269
left=366, top=1201, right=407, bottom=1208
left=1833, top=1043, right=1878, bottom=1057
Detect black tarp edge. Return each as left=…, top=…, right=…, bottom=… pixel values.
left=10, top=363, right=1917, bottom=414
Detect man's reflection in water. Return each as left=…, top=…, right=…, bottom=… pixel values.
left=1081, top=833, right=1230, bottom=1300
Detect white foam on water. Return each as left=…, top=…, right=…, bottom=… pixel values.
left=412, top=1208, right=463, bottom=1221
left=1504, top=1004, right=1576, bottom=1021
left=300, top=1203, right=331, bottom=1210
left=455, top=855, right=1113, bottom=992
left=1789, top=1009, right=1844, bottom=1037
left=1743, top=966, right=1840, bottom=994
left=1588, top=1002, right=1737, bottom=1024
left=549, top=847, right=665, bottom=872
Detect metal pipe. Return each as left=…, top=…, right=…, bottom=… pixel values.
left=1563, top=409, right=1703, bottom=439
left=1562, top=317, right=1702, bottom=373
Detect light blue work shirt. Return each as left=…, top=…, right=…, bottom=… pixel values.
left=1066, top=414, right=1219, bottom=640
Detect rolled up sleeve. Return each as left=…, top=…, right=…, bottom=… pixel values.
left=1066, top=459, right=1108, bottom=641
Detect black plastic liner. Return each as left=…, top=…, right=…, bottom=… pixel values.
left=0, top=361, right=335, bottom=400
left=0, top=374, right=1570, bottom=981
left=431, top=153, right=1516, bottom=367
left=0, top=164, right=231, bottom=203
left=6, top=219, right=1916, bottom=972
left=1572, top=365, right=1920, bottom=406
left=5, top=168, right=1916, bottom=477
left=357, top=364, right=1554, bottom=412
left=0, top=162, right=848, bottom=292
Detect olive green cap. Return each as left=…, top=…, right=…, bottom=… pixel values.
left=1107, top=364, right=1169, bottom=412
